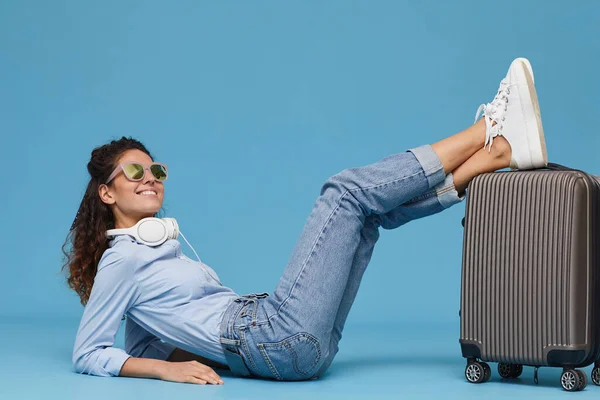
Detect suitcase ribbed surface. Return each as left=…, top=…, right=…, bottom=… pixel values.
left=460, top=170, right=599, bottom=366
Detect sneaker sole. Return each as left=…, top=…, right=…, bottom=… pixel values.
left=516, top=60, right=548, bottom=168
left=516, top=57, right=534, bottom=84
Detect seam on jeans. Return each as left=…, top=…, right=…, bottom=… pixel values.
left=258, top=343, right=282, bottom=380
left=274, top=167, right=427, bottom=316
left=345, top=169, right=423, bottom=192
left=436, top=185, right=455, bottom=196
left=239, top=327, right=259, bottom=374
left=275, top=197, right=343, bottom=315
left=404, top=191, right=437, bottom=204
left=405, top=183, right=456, bottom=205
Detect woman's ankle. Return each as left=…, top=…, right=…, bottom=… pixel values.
left=450, top=139, right=512, bottom=195
left=486, top=135, right=512, bottom=169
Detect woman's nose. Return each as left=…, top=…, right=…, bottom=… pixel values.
left=142, top=167, right=156, bottom=183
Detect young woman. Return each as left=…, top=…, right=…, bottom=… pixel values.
left=63, top=58, right=547, bottom=385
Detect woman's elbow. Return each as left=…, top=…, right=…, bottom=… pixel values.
left=72, top=351, right=87, bottom=374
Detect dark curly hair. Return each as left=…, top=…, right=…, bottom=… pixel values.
left=60, top=137, right=165, bottom=306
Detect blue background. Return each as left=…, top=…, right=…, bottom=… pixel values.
left=1, top=1, right=599, bottom=399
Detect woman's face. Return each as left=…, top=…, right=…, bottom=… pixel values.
left=99, top=149, right=165, bottom=228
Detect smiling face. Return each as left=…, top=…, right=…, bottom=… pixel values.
left=99, top=149, right=165, bottom=229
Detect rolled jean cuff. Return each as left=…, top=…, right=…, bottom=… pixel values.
left=436, top=172, right=465, bottom=209
left=408, top=144, right=446, bottom=189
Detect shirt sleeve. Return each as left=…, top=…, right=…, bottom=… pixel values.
left=125, top=317, right=177, bottom=361
left=72, top=250, right=138, bottom=377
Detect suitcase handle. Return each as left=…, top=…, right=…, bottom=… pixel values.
left=459, top=163, right=598, bottom=228
left=546, top=163, right=584, bottom=172
left=546, top=163, right=600, bottom=185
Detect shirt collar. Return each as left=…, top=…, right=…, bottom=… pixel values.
left=108, top=234, right=137, bottom=247
left=108, top=234, right=180, bottom=252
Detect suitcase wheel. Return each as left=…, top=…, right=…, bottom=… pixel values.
left=592, top=367, right=600, bottom=386
left=482, top=363, right=491, bottom=382
left=576, top=370, right=587, bottom=391
left=498, top=363, right=523, bottom=379
left=561, top=369, right=587, bottom=392
left=465, top=361, right=490, bottom=384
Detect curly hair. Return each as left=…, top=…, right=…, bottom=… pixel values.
left=60, top=137, right=164, bottom=306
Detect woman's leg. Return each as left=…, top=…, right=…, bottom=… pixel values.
left=314, top=175, right=462, bottom=377
left=260, top=120, right=504, bottom=377
left=431, top=118, right=489, bottom=175
left=238, top=58, right=546, bottom=381
left=316, top=135, right=513, bottom=376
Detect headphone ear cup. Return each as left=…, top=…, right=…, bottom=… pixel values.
left=163, top=218, right=179, bottom=240
left=137, top=218, right=168, bottom=246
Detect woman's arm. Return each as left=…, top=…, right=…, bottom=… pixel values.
left=119, top=354, right=224, bottom=384
left=72, top=251, right=138, bottom=376
left=72, top=251, right=223, bottom=384
left=119, top=356, right=167, bottom=379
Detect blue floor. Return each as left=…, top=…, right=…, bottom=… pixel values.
left=1, top=316, right=597, bottom=399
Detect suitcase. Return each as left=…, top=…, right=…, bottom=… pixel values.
left=458, top=164, right=600, bottom=391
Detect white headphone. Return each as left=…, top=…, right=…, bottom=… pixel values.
left=106, top=217, right=202, bottom=262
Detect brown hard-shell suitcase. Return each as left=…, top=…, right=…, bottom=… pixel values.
left=459, top=164, right=600, bottom=391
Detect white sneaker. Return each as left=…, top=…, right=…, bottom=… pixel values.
left=475, top=58, right=548, bottom=170
left=517, top=57, right=534, bottom=83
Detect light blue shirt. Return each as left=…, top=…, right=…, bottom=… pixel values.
left=72, top=234, right=239, bottom=377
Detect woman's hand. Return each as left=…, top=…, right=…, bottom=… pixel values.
left=158, top=360, right=224, bottom=385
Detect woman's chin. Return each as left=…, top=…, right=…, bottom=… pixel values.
left=137, top=198, right=162, bottom=209
left=137, top=205, right=162, bottom=217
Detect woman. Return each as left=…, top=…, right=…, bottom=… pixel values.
left=63, top=58, right=547, bottom=385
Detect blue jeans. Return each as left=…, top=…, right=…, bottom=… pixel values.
left=219, top=144, right=464, bottom=381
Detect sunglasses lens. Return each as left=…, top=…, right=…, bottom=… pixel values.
left=123, top=163, right=145, bottom=180
left=150, top=164, right=168, bottom=181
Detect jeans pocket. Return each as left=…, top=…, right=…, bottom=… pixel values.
left=257, top=332, right=322, bottom=381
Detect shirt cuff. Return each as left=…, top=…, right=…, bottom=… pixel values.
left=101, top=347, right=132, bottom=377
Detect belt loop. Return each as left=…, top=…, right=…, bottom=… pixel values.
left=240, top=293, right=268, bottom=326
left=248, top=298, right=258, bottom=326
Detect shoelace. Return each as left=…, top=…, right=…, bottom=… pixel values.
left=474, top=79, right=511, bottom=151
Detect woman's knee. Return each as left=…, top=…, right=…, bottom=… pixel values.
left=321, top=170, right=368, bottom=218
left=322, top=168, right=359, bottom=196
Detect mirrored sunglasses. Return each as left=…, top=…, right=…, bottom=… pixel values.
left=106, top=162, right=168, bottom=184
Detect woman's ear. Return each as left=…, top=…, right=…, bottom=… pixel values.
left=98, top=184, right=116, bottom=205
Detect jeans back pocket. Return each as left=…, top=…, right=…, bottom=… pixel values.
left=257, top=332, right=322, bottom=381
